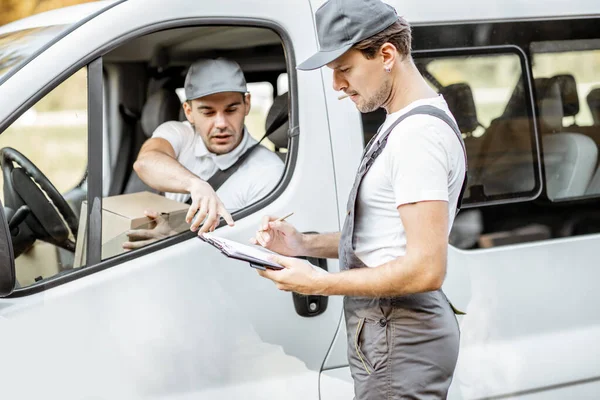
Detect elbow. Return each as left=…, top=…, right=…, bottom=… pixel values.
left=407, top=253, right=446, bottom=292
left=423, top=271, right=444, bottom=292
left=133, top=159, right=145, bottom=176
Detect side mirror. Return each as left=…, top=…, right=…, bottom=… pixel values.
left=0, top=200, right=16, bottom=297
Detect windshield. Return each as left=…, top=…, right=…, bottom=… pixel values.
left=0, top=25, right=67, bottom=81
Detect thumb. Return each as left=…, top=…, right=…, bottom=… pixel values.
left=144, top=209, right=159, bottom=220
left=268, top=254, right=291, bottom=269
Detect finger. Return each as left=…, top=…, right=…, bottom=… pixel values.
left=190, top=199, right=208, bottom=232
left=268, top=220, right=294, bottom=233
left=144, top=209, right=160, bottom=219
left=126, top=229, right=155, bottom=241
left=199, top=198, right=218, bottom=234
left=122, top=239, right=154, bottom=250
left=261, top=215, right=273, bottom=231
left=256, top=231, right=268, bottom=247
left=249, top=237, right=258, bottom=245
left=219, top=204, right=235, bottom=227
left=257, top=268, right=279, bottom=281
left=185, top=199, right=201, bottom=224
left=268, top=254, right=291, bottom=269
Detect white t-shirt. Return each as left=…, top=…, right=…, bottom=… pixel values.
left=152, top=121, right=284, bottom=211
left=353, top=95, right=466, bottom=267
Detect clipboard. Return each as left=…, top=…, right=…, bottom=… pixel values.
left=198, top=233, right=285, bottom=270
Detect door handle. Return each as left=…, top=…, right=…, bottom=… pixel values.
left=292, top=255, right=328, bottom=317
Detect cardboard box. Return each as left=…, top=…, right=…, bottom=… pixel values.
left=73, top=191, right=189, bottom=267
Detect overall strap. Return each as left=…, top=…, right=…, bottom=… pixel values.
left=367, top=105, right=468, bottom=213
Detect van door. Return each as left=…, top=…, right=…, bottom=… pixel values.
left=0, top=1, right=345, bottom=398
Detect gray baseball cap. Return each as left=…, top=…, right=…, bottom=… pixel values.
left=297, top=0, right=399, bottom=71
left=184, top=58, right=247, bottom=101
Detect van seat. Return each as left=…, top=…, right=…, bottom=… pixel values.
left=123, top=88, right=181, bottom=194
left=264, top=92, right=290, bottom=161
left=543, top=133, right=597, bottom=199
left=588, top=88, right=600, bottom=126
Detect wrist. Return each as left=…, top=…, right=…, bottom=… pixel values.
left=186, top=177, right=206, bottom=193
left=299, top=233, right=312, bottom=256
left=313, top=271, right=335, bottom=296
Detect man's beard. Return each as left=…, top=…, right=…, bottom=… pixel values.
left=357, top=77, right=392, bottom=113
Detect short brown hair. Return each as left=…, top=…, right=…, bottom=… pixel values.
left=353, top=19, right=412, bottom=60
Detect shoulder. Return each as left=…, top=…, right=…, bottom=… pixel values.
left=387, top=108, right=461, bottom=155
left=151, top=120, right=194, bottom=139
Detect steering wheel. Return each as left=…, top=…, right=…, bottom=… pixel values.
left=1, top=147, right=79, bottom=256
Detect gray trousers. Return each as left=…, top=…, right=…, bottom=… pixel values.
left=344, top=293, right=460, bottom=400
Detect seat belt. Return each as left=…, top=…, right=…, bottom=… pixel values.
left=185, top=110, right=289, bottom=205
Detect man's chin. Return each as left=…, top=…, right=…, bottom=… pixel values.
left=208, top=144, right=234, bottom=155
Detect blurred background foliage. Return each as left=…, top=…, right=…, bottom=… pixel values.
left=0, top=0, right=96, bottom=26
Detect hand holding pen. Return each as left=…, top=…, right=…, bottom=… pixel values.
left=250, top=212, right=305, bottom=257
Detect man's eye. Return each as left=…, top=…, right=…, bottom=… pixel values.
left=202, top=111, right=215, bottom=116
left=340, top=68, right=350, bottom=73
left=226, top=108, right=237, bottom=113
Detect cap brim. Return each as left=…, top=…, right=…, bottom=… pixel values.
left=297, top=44, right=353, bottom=71
left=187, top=87, right=247, bottom=101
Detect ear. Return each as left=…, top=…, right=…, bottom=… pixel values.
left=182, top=101, right=194, bottom=124
left=380, top=42, right=398, bottom=71
left=244, top=92, right=252, bottom=116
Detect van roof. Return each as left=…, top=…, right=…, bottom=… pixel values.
left=311, top=0, right=600, bottom=24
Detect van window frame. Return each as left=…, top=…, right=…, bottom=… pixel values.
left=4, top=17, right=299, bottom=298
left=412, top=45, right=543, bottom=208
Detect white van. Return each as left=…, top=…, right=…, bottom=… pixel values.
left=0, top=1, right=599, bottom=398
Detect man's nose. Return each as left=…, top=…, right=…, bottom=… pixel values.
left=214, top=112, right=228, bottom=130
left=332, top=70, right=347, bottom=92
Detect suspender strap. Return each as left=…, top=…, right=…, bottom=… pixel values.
left=367, top=105, right=468, bottom=213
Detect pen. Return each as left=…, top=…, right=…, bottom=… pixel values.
left=259, top=212, right=294, bottom=232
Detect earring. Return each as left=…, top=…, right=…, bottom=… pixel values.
left=385, top=67, right=391, bottom=73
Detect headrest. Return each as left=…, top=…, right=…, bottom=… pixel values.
left=552, top=74, right=579, bottom=117
left=265, top=93, right=289, bottom=149
left=440, top=83, right=478, bottom=134
left=587, top=88, right=600, bottom=125
left=141, top=89, right=182, bottom=137
left=535, top=78, right=564, bottom=133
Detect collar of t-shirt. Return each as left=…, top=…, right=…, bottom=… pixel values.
left=194, top=126, right=258, bottom=171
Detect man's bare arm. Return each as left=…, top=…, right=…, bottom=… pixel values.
left=316, top=201, right=448, bottom=297
left=301, top=232, right=341, bottom=259
left=134, top=138, right=199, bottom=193
left=133, top=137, right=234, bottom=233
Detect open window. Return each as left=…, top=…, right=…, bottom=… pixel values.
left=0, top=67, right=88, bottom=287
left=93, top=25, right=291, bottom=262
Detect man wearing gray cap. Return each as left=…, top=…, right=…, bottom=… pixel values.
left=129, top=58, right=284, bottom=244
left=252, top=0, right=467, bottom=398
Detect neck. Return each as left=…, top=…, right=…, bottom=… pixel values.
left=382, top=58, right=438, bottom=114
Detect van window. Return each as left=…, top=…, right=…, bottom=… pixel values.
left=531, top=40, right=600, bottom=200
left=360, top=49, right=539, bottom=206
left=100, top=25, right=290, bottom=260
left=0, top=67, right=88, bottom=287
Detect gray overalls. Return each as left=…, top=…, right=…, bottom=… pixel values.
left=338, top=105, right=467, bottom=400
